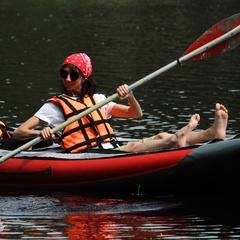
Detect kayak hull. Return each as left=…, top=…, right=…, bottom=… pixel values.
left=0, top=137, right=239, bottom=193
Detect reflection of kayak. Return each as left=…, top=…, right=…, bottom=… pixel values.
left=0, top=136, right=239, bottom=193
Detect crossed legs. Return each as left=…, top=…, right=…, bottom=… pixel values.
left=121, top=114, right=200, bottom=153
left=121, top=103, right=228, bottom=153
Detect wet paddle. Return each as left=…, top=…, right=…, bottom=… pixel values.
left=1, top=13, right=240, bottom=163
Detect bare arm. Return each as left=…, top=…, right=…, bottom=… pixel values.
left=109, top=84, right=143, bottom=118
left=13, top=116, right=54, bottom=140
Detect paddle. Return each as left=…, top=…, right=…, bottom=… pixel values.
left=184, top=13, right=240, bottom=59
left=1, top=13, right=240, bottom=163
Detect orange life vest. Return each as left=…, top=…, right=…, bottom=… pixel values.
left=0, top=120, right=11, bottom=144
left=48, top=95, right=116, bottom=153
left=0, top=121, right=5, bottom=142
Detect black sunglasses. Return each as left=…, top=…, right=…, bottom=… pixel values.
left=60, top=70, right=82, bottom=81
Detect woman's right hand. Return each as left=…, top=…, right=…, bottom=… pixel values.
left=39, top=127, right=55, bottom=140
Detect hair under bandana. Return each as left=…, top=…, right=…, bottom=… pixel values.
left=62, top=53, right=93, bottom=79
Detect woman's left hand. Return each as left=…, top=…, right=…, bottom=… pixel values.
left=116, top=84, right=133, bottom=100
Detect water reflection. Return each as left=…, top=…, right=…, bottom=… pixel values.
left=1, top=192, right=240, bottom=239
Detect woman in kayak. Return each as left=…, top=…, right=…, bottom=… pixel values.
left=12, top=53, right=228, bottom=153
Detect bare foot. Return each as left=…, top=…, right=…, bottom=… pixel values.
left=209, top=103, right=228, bottom=139
left=174, top=113, right=200, bottom=148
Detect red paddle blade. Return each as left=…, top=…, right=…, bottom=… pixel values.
left=183, top=13, right=240, bottom=60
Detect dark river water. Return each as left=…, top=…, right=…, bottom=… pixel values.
left=1, top=0, right=240, bottom=239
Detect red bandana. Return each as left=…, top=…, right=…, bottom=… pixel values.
left=63, top=53, right=93, bottom=79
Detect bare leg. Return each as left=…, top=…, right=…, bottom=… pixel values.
left=122, top=114, right=199, bottom=153
left=186, top=103, right=228, bottom=145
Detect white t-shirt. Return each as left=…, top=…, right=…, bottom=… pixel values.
left=34, top=94, right=115, bottom=136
